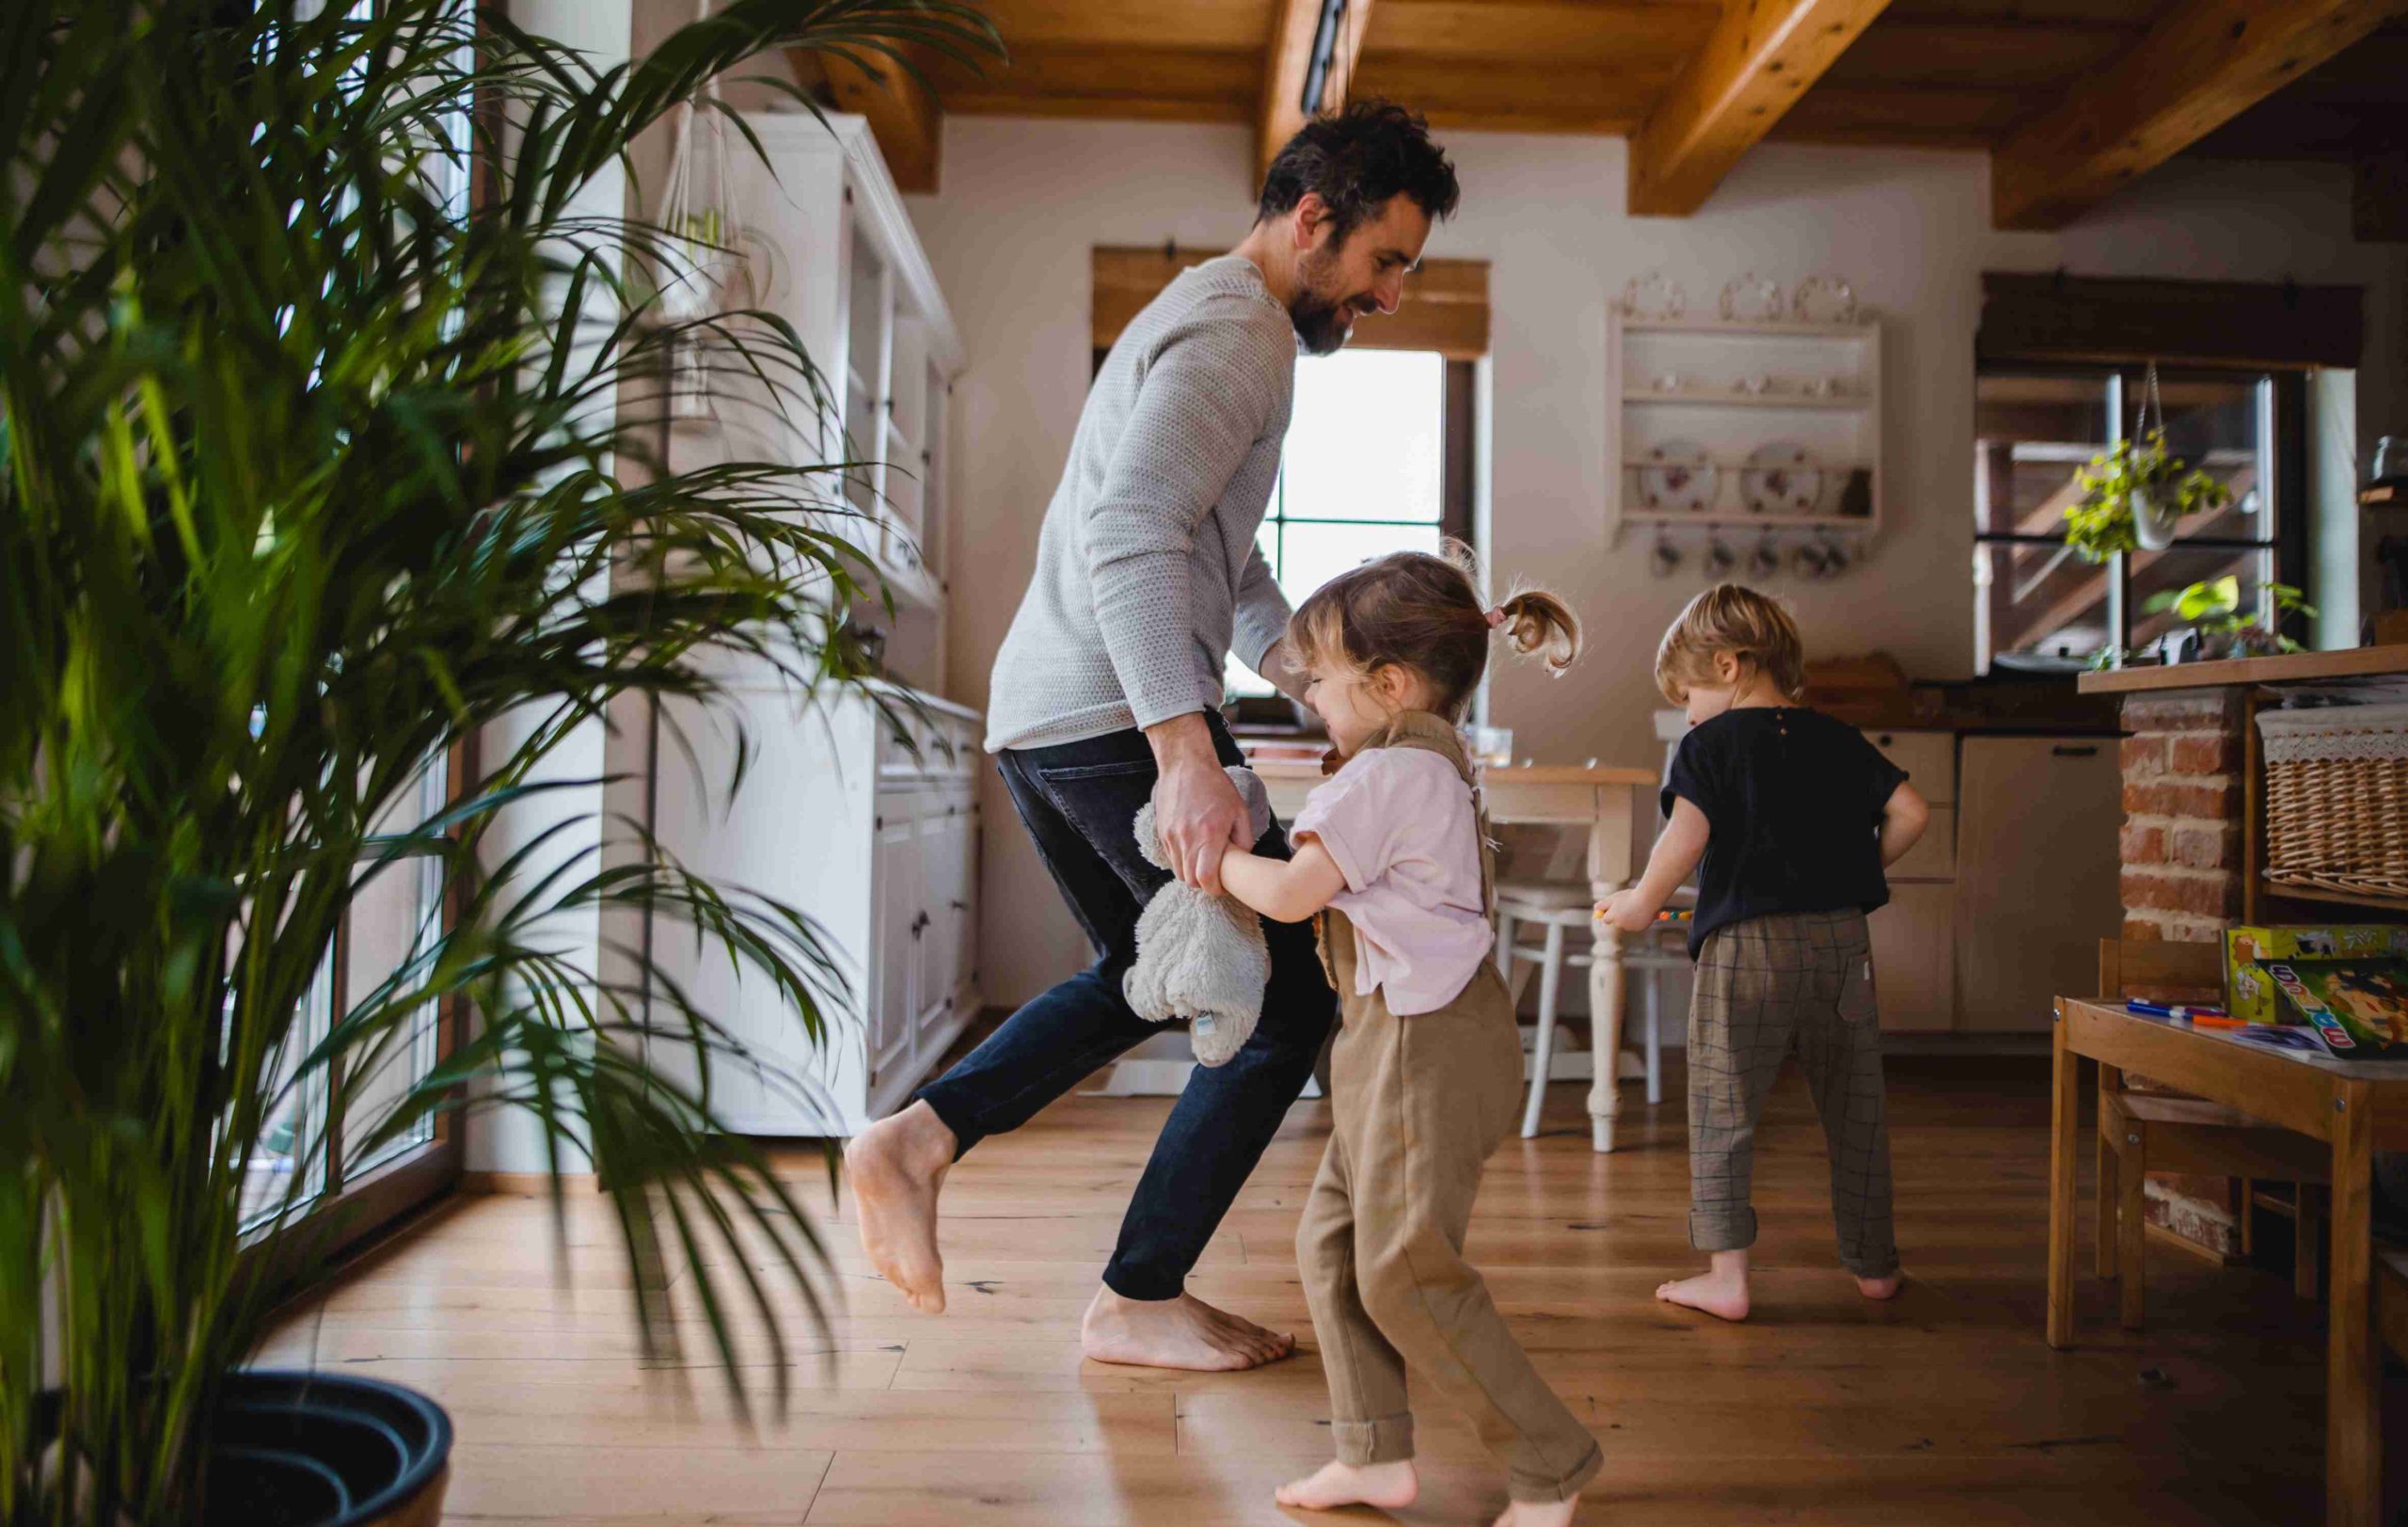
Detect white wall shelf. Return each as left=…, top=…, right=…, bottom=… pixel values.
left=1621, top=390, right=1871, bottom=412
left=1623, top=509, right=1878, bottom=529
left=1608, top=309, right=1884, bottom=555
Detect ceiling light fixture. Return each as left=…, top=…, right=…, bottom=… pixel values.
left=1300, top=0, right=1347, bottom=116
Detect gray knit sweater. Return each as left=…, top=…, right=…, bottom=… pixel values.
left=985, top=256, right=1298, bottom=752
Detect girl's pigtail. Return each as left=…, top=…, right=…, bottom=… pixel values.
left=1496, top=589, right=1581, bottom=675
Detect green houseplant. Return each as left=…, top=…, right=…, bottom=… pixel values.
left=2060, top=429, right=2234, bottom=562
left=1, top=3, right=997, bottom=1524
left=2143, top=576, right=2315, bottom=661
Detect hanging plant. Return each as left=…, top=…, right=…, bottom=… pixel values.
left=2062, top=364, right=2236, bottom=561
left=2061, top=429, right=2233, bottom=562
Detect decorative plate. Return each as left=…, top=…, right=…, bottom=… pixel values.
left=1639, top=440, right=1717, bottom=512
left=1719, top=273, right=1783, bottom=323
left=1743, top=442, right=1822, bottom=515
left=1620, top=269, right=1686, bottom=321
left=1791, top=274, right=1858, bottom=325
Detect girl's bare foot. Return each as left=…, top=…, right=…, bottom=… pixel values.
left=1275, top=1458, right=1418, bottom=1511
left=1081, top=1286, right=1294, bottom=1370
left=1856, top=1270, right=1905, bottom=1300
left=845, top=1102, right=955, bottom=1313
left=1491, top=1498, right=1579, bottom=1527
left=1655, top=1249, right=1750, bottom=1322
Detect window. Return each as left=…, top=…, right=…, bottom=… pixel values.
left=1972, top=366, right=2303, bottom=672
left=1225, top=348, right=1475, bottom=696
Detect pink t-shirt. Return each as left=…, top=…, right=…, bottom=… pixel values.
left=1291, top=748, right=1494, bottom=1016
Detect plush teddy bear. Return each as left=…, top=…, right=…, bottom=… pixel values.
left=1124, top=766, right=1274, bottom=1067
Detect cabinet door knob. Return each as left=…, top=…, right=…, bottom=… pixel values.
left=949, top=899, right=968, bottom=911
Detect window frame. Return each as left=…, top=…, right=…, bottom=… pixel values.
left=1971, top=359, right=2308, bottom=671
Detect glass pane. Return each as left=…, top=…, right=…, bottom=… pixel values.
left=1281, top=520, right=1443, bottom=605
left=1973, top=373, right=2113, bottom=674
left=243, top=959, right=333, bottom=1231
left=1279, top=350, right=1444, bottom=523
left=1973, top=373, right=2111, bottom=538
left=2130, top=544, right=2275, bottom=660
left=1975, top=540, right=2114, bottom=672
left=2121, top=370, right=2272, bottom=542
left=341, top=753, right=451, bottom=1179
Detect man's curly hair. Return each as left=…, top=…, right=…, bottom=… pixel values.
left=1256, top=99, right=1459, bottom=244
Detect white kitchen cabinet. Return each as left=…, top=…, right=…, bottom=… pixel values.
left=645, top=686, right=982, bottom=1136
left=1954, top=735, right=2123, bottom=1033
left=628, top=113, right=976, bottom=1134
left=1869, top=883, right=1957, bottom=1033
left=674, top=111, right=960, bottom=685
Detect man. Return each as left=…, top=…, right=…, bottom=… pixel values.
left=846, top=103, right=1461, bottom=1371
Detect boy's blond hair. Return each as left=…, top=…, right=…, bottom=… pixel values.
left=1653, top=583, right=1805, bottom=705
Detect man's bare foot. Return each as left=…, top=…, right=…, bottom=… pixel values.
left=1856, top=1270, right=1905, bottom=1300
left=1080, top=1286, right=1294, bottom=1371
left=1656, top=1249, right=1751, bottom=1322
left=1491, top=1497, right=1579, bottom=1527
left=844, top=1102, right=955, bottom=1314
left=1275, top=1458, right=1418, bottom=1511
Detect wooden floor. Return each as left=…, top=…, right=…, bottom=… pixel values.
left=259, top=1056, right=2408, bottom=1525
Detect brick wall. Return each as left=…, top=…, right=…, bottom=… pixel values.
left=2117, top=691, right=2248, bottom=944
left=2116, top=689, right=2251, bottom=1259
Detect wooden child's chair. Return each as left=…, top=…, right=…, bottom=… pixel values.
left=2095, top=937, right=2331, bottom=1329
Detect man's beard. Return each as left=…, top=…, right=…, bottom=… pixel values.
left=1289, top=245, right=1360, bottom=357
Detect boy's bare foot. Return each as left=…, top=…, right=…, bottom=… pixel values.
left=1656, top=1249, right=1751, bottom=1322
left=844, top=1102, right=955, bottom=1313
left=1275, top=1458, right=1418, bottom=1511
left=1856, top=1270, right=1905, bottom=1300
left=1081, top=1287, right=1294, bottom=1370
left=1491, top=1499, right=1579, bottom=1527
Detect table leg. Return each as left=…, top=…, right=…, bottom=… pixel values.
left=2046, top=1002, right=2079, bottom=1350
left=2326, top=1079, right=2376, bottom=1527
left=1586, top=911, right=1624, bottom=1153
left=1585, top=790, right=1634, bottom=1155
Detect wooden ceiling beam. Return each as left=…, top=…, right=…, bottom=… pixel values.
left=1989, top=0, right=2394, bottom=231
left=798, top=45, right=942, bottom=193
left=1350, top=53, right=1679, bottom=135
left=1259, top=0, right=1376, bottom=189
left=1628, top=0, right=1898, bottom=216
left=928, top=45, right=1258, bottom=124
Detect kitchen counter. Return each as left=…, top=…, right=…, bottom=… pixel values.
left=2078, top=644, right=2408, bottom=695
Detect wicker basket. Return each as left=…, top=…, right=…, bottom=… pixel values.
left=2258, top=702, right=2408, bottom=902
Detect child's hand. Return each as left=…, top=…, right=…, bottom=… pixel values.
left=1594, top=890, right=1656, bottom=934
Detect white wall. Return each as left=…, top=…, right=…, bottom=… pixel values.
left=467, top=0, right=632, bottom=1173
left=903, top=118, right=2407, bottom=1009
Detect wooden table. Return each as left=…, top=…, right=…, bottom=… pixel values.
left=1255, top=759, right=1659, bottom=1152
left=2051, top=995, right=2408, bottom=1526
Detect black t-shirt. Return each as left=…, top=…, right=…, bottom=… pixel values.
left=1661, top=707, right=1909, bottom=960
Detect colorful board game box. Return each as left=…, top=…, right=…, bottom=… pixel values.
left=2225, top=925, right=2408, bottom=1025
left=2256, top=958, right=2408, bottom=1057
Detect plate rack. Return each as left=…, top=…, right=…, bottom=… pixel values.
left=1608, top=311, right=1883, bottom=552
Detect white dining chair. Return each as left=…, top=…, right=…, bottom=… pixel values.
left=1495, top=880, right=1687, bottom=1138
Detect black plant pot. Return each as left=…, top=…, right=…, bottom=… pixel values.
left=33, top=1371, right=451, bottom=1527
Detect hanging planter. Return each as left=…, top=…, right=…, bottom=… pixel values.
left=656, top=40, right=747, bottom=424
left=2061, top=362, right=2233, bottom=562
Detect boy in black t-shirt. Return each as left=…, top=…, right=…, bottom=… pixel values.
left=1596, top=585, right=1929, bottom=1322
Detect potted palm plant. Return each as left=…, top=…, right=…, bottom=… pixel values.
left=1, top=3, right=996, bottom=1525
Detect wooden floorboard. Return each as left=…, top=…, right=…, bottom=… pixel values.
left=260, top=1056, right=2408, bottom=1524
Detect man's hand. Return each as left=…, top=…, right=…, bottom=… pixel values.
left=1256, top=639, right=1311, bottom=707
left=1146, top=712, right=1250, bottom=895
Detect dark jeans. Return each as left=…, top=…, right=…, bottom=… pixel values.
left=914, top=714, right=1337, bottom=1300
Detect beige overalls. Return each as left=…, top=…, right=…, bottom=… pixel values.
left=1295, top=712, right=1604, bottom=1504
